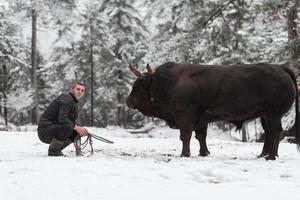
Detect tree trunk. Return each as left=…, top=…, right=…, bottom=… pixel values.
left=241, top=123, right=248, bottom=142
left=0, top=67, right=2, bottom=116
left=31, top=6, right=39, bottom=124
left=254, top=119, right=257, bottom=142
left=122, top=106, right=126, bottom=129
left=90, top=23, right=94, bottom=127
left=2, top=64, right=8, bottom=126
left=288, top=0, right=300, bottom=68
left=116, top=92, right=122, bottom=127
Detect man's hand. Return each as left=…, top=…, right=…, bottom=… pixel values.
left=74, top=125, right=88, bottom=137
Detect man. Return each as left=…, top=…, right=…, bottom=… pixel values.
left=37, top=82, right=88, bottom=156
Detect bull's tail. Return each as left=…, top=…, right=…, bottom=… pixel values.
left=283, top=66, right=300, bottom=150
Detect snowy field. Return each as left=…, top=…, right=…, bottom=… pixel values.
left=1, top=126, right=300, bottom=200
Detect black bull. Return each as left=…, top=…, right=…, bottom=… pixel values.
left=126, top=62, right=300, bottom=160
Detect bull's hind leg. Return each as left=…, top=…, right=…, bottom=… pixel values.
left=263, top=115, right=283, bottom=160
left=259, top=117, right=272, bottom=157
left=195, top=123, right=210, bottom=157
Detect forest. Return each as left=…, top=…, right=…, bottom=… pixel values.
left=0, top=0, right=300, bottom=133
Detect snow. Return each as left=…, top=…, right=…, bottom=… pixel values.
left=1, top=127, right=300, bottom=200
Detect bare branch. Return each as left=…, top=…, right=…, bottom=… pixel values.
left=203, top=0, right=236, bottom=27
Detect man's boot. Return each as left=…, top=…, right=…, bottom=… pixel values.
left=48, top=138, right=64, bottom=156
left=60, top=138, right=73, bottom=151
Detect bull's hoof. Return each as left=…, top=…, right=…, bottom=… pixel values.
left=258, top=152, right=278, bottom=160
left=263, top=154, right=276, bottom=161
left=257, top=152, right=267, bottom=158
left=258, top=151, right=276, bottom=158
left=180, top=152, right=191, bottom=157
left=199, top=150, right=210, bottom=157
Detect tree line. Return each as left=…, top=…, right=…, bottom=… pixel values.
left=0, top=0, right=300, bottom=132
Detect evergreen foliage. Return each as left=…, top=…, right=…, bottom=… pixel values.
left=0, top=3, right=32, bottom=125
left=0, top=0, right=299, bottom=130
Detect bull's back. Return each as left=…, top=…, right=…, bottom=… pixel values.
left=157, top=63, right=295, bottom=120
left=217, top=64, right=295, bottom=115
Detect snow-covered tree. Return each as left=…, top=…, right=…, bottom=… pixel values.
left=0, top=3, right=32, bottom=125
left=145, top=0, right=291, bottom=65
left=98, top=0, right=148, bottom=127
left=1, top=0, right=299, bottom=132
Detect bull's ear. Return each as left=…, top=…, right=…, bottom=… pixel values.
left=129, top=64, right=145, bottom=79
left=146, top=63, right=153, bottom=74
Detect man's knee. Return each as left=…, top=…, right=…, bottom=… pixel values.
left=37, top=127, right=53, bottom=144
left=55, top=124, right=75, bottom=141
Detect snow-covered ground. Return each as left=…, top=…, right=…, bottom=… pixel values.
left=1, top=126, right=300, bottom=200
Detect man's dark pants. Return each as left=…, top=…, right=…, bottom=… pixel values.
left=38, top=124, right=78, bottom=144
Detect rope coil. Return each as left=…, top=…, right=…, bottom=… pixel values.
left=74, top=135, right=94, bottom=156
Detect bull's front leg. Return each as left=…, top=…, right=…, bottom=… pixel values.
left=178, top=119, right=193, bottom=157
left=180, top=129, right=192, bottom=157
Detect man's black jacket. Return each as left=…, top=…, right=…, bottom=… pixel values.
left=38, top=93, right=78, bottom=128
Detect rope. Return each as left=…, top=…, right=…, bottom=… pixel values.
left=74, top=135, right=94, bottom=156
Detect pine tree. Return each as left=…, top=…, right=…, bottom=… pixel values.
left=39, top=0, right=78, bottom=112
left=98, top=0, right=148, bottom=127
left=145, top=0, right=291, bottom=65
left=73, top=0, right=110, bottom=126
left=0, top=3, right=32, bottom=125
left=288, top=0, right=300, bottom=68
left=53, top=0, right=149, bottom=127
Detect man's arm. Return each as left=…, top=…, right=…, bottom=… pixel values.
left=74, top=125, right=88, bottom=137
left=57, top=99, right=75, bottom=127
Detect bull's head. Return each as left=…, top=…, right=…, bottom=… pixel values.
left=126, top=64, right=155, bottom=116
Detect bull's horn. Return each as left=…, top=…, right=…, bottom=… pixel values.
left=128, top=64, right=144, bottom=79
left=146, top=63, right=153, bottom=74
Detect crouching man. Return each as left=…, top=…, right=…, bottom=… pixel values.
left=37, top=82, right=88, bottom=156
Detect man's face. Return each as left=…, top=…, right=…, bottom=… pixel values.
left=71, top=84, right=85, bottom=101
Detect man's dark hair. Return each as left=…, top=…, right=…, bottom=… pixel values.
left=70, top=81, right=84, bottom=91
